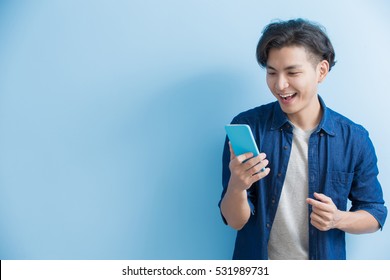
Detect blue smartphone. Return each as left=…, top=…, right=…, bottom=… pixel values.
left=225, top=124, right=260, bottom=157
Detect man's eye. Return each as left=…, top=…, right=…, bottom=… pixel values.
left=289, top=72, right=300, bottom=76
left=267, top=72, right=276, bottom=76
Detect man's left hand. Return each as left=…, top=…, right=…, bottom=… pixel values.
left=306, top=192, right=342, bottom=231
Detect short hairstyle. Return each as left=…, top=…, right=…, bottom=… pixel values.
left=256, top=18, right=336, bottom=71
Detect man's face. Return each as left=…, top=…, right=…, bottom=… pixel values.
left=266, top=46, right=326, bottom=119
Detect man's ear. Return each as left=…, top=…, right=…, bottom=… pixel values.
left=317, top=60, right=329, bottom=83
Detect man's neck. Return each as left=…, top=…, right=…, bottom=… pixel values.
left=287, top=97, right=323, bottom=131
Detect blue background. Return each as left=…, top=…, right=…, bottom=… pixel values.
left=0, top=0, right=389, bottom=259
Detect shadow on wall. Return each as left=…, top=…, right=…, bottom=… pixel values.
left=121, top=69, right=257, bottom=259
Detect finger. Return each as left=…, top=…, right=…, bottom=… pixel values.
left=248, top=159, right=269, bottom=174
left=310, top=219, right=328, bottom=232
left=310, top=212, right=324, bottom=225
left=306, top=198, right=328, bottom=210
left=307, top=193, right=334, bottom=207
left=243, top=155, right=261, bottom=170
left=306, top=198, right=332, bottom=212
left=306, top=198, right=319, bottom=207
left=243, top=153, right=267, bottom=170
left=311, top=206, right=332, bottom=221
left=259, top=152, right=267, bottom=161
left=228, top=153, right=254, bottom=176
left=228, top=142, right=236, bottom=161
left=313, top=192, right=333, bottom=204
left=310, top=211, right=329, bottom=227
left=235, top=152, right=254, bottom=163
left=310, top=212, right=333, bottom=231
left=250, top=167, right=271, bottom=183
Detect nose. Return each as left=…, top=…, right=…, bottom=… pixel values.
left=275, top=75, right=289, bottom=91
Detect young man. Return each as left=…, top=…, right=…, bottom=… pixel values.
left=219, top=18, right=387, bottom=260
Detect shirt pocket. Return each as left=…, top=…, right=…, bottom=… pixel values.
left=327, top=171, right=354, bottom=209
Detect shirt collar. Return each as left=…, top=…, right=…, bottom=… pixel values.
left=270, top=95, right=336, bottom=136
left=315, top=95, right=335, bottom=136
left=270, top=101, right=290, bottom=131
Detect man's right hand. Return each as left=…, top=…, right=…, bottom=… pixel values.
left=228, top=141, right=270, bottom=191
left=220, top=142, right=270, bottom=230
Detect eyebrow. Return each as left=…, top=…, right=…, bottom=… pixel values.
left=267, top=65, right=303, bottom=71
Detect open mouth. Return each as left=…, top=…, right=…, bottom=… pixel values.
left=279, top=93, right=297, bottom=101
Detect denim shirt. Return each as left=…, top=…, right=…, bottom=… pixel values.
left=220, top=96, right=387, bottom=260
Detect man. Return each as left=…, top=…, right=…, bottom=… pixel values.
left=219, top=18, right=387, bottom=260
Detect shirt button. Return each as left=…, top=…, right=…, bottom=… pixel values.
left=277, top=172, right=282, bottom=177
left=266, top=223, right=271, bottom=228
left=283, top=146, right=288, bottom=150
left=320, top=133, right=324, bottom=137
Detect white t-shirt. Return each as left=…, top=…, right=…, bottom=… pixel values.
left=268, top=125, right=314, bottom=260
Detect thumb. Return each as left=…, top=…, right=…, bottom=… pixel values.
left=228, top=141, right=236, bottom=160
left=313, top=192, right=333, bottom=204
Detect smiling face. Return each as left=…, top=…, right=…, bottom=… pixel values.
left=266, top=45, right=329, bottom=129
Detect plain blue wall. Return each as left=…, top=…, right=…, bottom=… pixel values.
left=0, top=0, right=389, bottom=259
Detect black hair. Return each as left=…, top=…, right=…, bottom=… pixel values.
left=256, top=18, right=336, bottom=71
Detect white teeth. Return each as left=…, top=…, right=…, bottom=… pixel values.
left=279, top=93, right=295, bottom=98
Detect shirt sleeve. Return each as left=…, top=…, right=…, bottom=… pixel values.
left=349, top=131, right=387, bottom=229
